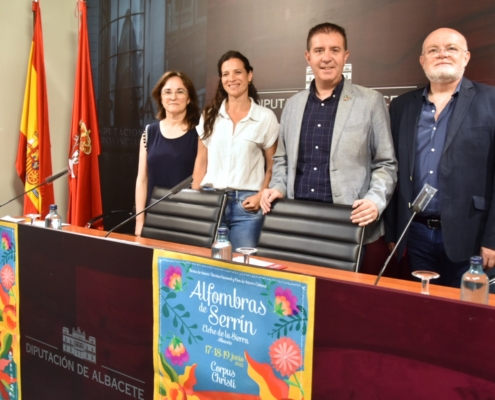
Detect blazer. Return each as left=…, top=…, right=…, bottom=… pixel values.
left=270, top=79, right=397, bottom=244
left=384, top=78, right=495, bottom=262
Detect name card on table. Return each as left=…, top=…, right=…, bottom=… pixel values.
left=152, top=250, right=316, bottom=400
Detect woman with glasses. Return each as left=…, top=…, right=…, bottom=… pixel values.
left=192, top=51, right=279, bottom=250
left=135, top=71, right=200, bottom=236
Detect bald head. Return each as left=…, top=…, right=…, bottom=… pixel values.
left=422, top=28, right=468, bottom=54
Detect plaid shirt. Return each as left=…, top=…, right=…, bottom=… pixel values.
left=294, top=78, right=344, bottom=202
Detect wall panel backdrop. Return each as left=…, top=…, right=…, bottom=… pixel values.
left=87, top=0, right=495, bottom=232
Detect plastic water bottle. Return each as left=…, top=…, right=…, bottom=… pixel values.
left=460, top=256, right=488, bottom=305
left=211, top=227, right=232, bottom=260
left=44, top=204, right=62, bottom=230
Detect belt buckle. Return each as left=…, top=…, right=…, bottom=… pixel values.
left=427, top=219, right=440, bottom=229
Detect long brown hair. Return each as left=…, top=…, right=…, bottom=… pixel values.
left=151, top=71, right=200, bottom=131
left=202, top=51, right=259, bottom=140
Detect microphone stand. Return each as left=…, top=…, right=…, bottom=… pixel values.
left=0, top=169, right=69, bottom=209
left=374, top=211, right=417, bottom=285
left=375, top=183, right=438, bottom=286
left=104, top=175, right=193, bottom=238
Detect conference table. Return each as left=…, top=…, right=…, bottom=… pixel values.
left=15, top=223, right=495, bottom=399
left=69, top=225, right=495, bottom=303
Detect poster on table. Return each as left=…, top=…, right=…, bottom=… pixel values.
left=152, top=250, right=316, bottom=400
left=0, top=221, right=20, bottom=399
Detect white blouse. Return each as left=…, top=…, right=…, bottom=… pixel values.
left=197, top=98, right=279, bottom=191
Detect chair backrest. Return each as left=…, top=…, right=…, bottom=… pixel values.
left=257, top=199, right=364, bottom=272
left=142, top=188, right=227, bottom=248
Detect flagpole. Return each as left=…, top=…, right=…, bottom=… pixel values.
left=74, top=0, right=82, bottom=26
left=32, top=0, right=38, bottom=31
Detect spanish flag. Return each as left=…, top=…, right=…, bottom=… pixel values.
left=16, top=1, right=54, bottom=216
left=67, top=0, right=103, bottom=228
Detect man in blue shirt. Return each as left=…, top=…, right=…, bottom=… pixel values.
left=384, top=28, right=495, bottom=287
left=261, top=22, right=397, bottom=245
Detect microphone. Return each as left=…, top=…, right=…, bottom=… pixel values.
left=104, top=175, right=193, bottom=238
left=374, top=184, right=438, bottom=286
left=0, top=168, right=69, bottom=209
left=45, top=169, right=69, bottom=183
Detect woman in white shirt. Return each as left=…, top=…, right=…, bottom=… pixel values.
left=192, top=51, right=279, bottom=251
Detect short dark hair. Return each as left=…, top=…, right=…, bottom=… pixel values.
left=151, top=71, right=200, bottom=130
left=307, top=22, right=347, bottom=51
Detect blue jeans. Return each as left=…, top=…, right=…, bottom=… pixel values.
left=407, top=221, right=470, bottom=288
left=221, top=190, right=264, bottom=251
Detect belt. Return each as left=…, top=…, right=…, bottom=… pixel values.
left=225, top=190, right=257, bottom=200
left=414, top=215, right=441, bottom=229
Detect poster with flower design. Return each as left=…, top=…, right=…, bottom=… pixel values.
left=0, top=222, right=20, bottom=399
left=152, top=250, right=315, bottom=400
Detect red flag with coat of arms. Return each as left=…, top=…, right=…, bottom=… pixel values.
left=16, top=0, right=54, bottom=216
left=67, top=0, right=103, bottom=228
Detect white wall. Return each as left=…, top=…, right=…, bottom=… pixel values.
left=0, top=0, right=78, bottom=218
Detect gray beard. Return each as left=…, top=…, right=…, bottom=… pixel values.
left=425, top=67, right=464, bottom=83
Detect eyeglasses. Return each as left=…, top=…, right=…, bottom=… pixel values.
left=423, top=45, right=468, bottom=58
left=161, top=89, right=188, bottom=98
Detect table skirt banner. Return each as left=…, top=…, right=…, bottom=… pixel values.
left=0, top=221, right=20, bottom=399
left=152, top=250, right=316, bottom=400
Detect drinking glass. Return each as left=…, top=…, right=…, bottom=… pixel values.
left=26, top=213, right=41, bottom=226
left=411, top=270, right=440, bottom=295
left=236, top=247, right=258, bottom=264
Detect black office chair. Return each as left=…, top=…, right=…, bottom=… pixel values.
left=141, top=188, right=227, bottom=248
left=256, top=199, right=365, bottom=272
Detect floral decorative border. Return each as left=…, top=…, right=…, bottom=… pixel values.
left=0, top=222, right=20, bottom=400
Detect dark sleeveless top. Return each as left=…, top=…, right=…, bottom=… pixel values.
left=144, top=121, right=198, bottom=206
